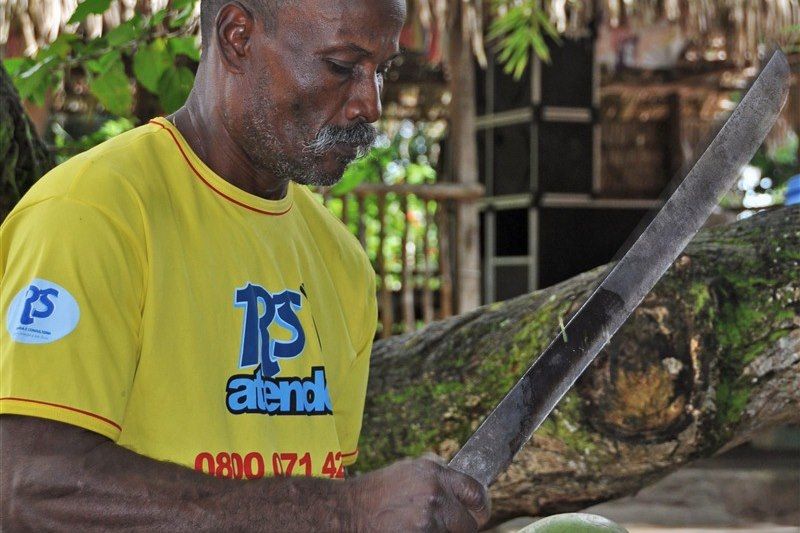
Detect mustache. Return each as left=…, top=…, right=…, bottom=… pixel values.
left=304, top=123, right=378, bottom=157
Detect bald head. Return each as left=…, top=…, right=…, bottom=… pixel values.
left=190, top=0, right=405, bottom=188
left=200, top=0, right=287, bottom=46
left=200, top=0, right=405, bottom=49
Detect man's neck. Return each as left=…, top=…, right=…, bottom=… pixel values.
left=169, top=97, right=289, bottom=201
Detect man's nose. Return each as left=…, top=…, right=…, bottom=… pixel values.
left=344, top=73, right=383, bottom=124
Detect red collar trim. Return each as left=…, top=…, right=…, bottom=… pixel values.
left=149, top=119, right=293, bottom=217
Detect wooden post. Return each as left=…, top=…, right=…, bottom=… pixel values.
left=376, top=194, right=394, bottom=338
left=446, top=4, right=482, bottom=314
left=356, top=193, right=367, bottom=248
left=341, top=194, right=350, bottom=230
left=667, top=91, right=683, bottom=178
left=401, top=195, right=415, bottom=333
left=437, top=201, right=453, bottom=319
left=421, top=199, right=435, bottom=325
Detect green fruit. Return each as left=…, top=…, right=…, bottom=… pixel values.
left=519, top=513, right=629, bottom=533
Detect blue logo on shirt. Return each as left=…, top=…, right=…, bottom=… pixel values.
left=21, top=286, right=58, bottom=324
left=226, top=283, right=331, bottom=416
left=234, top=284, right=306, bottom=378
left=6, top=279, right=80, bottom=344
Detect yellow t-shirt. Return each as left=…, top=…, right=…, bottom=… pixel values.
left=1, top=117, right=377, bottom=479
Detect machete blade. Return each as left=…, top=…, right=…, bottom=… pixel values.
left=449, top=50, right=791, bottom=488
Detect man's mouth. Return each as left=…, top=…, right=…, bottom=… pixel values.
left=333, top=143, right=357, bottom=155
left=333, top=141, right=372, bottom=157
left=329, top=143, right=364, bottom=165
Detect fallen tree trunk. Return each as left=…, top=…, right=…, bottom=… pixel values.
left=362, top=207, right=799, bottom=524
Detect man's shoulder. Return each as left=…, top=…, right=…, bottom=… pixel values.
left=293, top=184, right=374, bottom=278
left=18, top=122, right=163, bottom=202
left=6, top=122, right=166, bottom=237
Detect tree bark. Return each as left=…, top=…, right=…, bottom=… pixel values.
left=0, top=64, right=53, bottom=219
left=360, top=207, right=800, bottom=524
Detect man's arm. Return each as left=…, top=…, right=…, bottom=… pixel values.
left=0, top=415, right=350, bottom=531
left=1, top=416, right=490, bottom=532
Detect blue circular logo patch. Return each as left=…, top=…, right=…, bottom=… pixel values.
left=6, top=279, right=80, bottom=344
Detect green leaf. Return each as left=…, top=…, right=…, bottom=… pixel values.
left=172, top=0, right=195, bottom=10
left=157, top=66, right=194, bottom=112
left=150, top=8, right=169, bottom=26
left=14, top=68, right=51, bottom=105
left=405, top=163, right=436, bottom=184
left=3, top=57, right=28, bottom=77
left=331, top=164, right=368, bottom=195
left=530, top=32, right=550, bottom=63
left=133, top=38, right=172, bottom=92
left=106, top=20, right=138, bottom=46
left=38, top=34, right=78, bottom=61
left=68, top=0, right=113, bottom=24
left=488, top=1, right=557, bottom=80
left=169, top=3, right=197, bottom=29
left=85, top=50, right=121, bottom=74
left=12, top=58, right=58, bottom=105
left=88, top=62, right=132, bottom=115
left=168, top=36, right=200, bottom=61
left=71, top=36, right=111, bottom=64
left=535, top=9, right=560, bottom=41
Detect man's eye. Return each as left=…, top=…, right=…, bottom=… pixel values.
left=327, top=61, right=354, bottom=76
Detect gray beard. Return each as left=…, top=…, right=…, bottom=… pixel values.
left=238, top=112, right=366, bottom=187
left=237, top=117, right=326, bottom=186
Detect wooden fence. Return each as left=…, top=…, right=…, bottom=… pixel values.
left=321, top=183, right=484, bottom=338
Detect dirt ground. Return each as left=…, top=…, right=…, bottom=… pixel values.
left=491, top=445, right=799, bottom=533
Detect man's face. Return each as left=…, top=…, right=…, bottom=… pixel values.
left=226, top=0, right=405, bottom=187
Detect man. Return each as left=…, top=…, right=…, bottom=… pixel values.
left=0, top=0, right=490, bottom=530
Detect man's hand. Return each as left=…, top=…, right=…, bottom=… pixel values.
left=349, top=458, right=491, bottom=532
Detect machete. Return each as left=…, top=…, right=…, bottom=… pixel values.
left=449, top=50, right=791, bottom=488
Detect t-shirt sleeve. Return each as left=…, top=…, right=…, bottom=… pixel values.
left=0, top=196, right=145, bottom=440
left=335, top=265, right=377, bottom=467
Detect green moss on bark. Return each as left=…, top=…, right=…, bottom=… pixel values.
left=700, top=213, right=800, bottom=441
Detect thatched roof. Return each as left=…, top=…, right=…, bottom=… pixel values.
left=413, top=0, right=800, bottom=67
left=1, top=0, right=173, bottom=56
left=2, top=0, right=798, bottom=66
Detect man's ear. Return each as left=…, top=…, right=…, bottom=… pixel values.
left=215, top=2, right=254, bottom=72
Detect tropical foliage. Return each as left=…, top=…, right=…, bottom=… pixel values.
left=3, top=0, right=198, bottom=117
left=327, top=120, right=445, bottom=293
left=488, top=0, right=560, bottom=79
